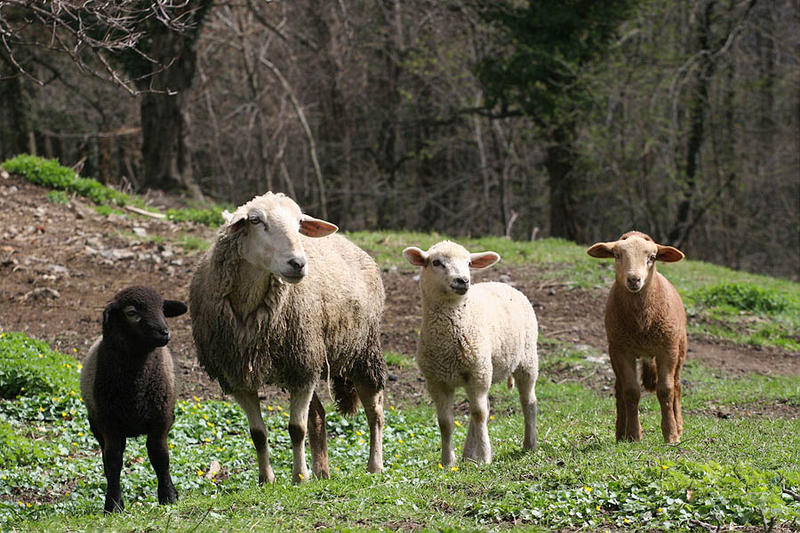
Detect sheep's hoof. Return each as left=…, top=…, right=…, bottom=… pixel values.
left=158, top=486, right=178, bottom=505
left=367, top=464, right=384, bottom=474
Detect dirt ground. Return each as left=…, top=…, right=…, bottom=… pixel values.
left=1, top=172, right=798, bottom=411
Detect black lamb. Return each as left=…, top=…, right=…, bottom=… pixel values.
left=80, top=286, right=187, bottom=513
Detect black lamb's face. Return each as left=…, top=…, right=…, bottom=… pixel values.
left=103, top=287, right=187, bottom=350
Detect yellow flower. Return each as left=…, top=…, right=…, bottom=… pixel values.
left=394, top=454, right=400, bottom=459
left=204, top=437, right=211, bottom=443
left=77, top=363, right=82, bottom=370
left=489, top=415, right=495, bottom=421
left=584, top=486, right=592, bottom=493
left=356, top=430, right=363, bottom=436
left=358, top=438, right=366, bottom=444
left=283, top=412, right=289, bottom=417
left=409, top=433, right=415, bottom=437
left=438, top=463, right=444, bottom=470
left=216, top=447, right=222, bottom=452
left=596, top=505, right=601, bottom=511
left=203, top=414, right=209, bottom=420
left=657, top=507, right=664, bottom=514
left=276, top=405, right=283, bottom=411
left=193, top=395, right=200, bottom=402
left=197, top=470, right=204, bottom=476
left=72, top=442, right=78, bottom=446
left=661, top=464, right=669, bottom=470
left=454, top=420, right=462, bottom=427
left=397, top=438, right=403, bottom=443
left=267, top=405, right=273, bottom=411
left=390, top=405, right=395, bottom=411
left=73, top=348, right=77, bottom=353
left=450, top=466, right=458, bottom=473
left=298, top=473, right=304, bottom=480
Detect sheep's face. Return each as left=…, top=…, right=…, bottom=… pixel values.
left=587, top=232, right=684, bottom=293
left=103, top=286, right=188, bottom=350
left=403, top=241, right=500, bottom=299
left=225, top=193, right=338, bottom=283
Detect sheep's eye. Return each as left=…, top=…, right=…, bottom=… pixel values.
left=248, top=216, right=260, bottom=225
left=432, top=259, right=443, bottom=268
left=123, top=307, right=140, bottom=321
left=648, top=254, right=656, bottom=263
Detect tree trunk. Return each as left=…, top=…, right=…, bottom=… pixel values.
left=130, top=1, right=212, bottom=196
left=543, top=126, right=580, bottom=241
left=0, top=54, right=33, bottom=160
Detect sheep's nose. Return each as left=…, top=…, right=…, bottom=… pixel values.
left=626, top=275, right=642, bottom=291
left=451, top=277, right=469, bottom=294
left=287, top=258, right=306, bottom=273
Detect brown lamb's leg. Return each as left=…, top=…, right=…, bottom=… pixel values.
left=616, top=354, right=642, bottom=441
left=656, top=350, right=680, bottom=443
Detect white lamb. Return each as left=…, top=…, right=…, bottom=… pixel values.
left=403, top=240, right=539, bottom=466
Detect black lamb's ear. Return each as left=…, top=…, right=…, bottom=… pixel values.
left=102, top=301, right=119, bottom=327
left=163, top=300, right=188, bottom=318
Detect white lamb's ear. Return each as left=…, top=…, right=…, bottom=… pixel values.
left=299, top=215, right=338, bottom=237
left=403, top=247, right=428, bottom=267
left=469, top=251, right=500, bottom=270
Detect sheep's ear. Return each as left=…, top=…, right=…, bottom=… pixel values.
left=163, top=300, right=188, bottom=318
left=102, top=301, right=119, bottom=327
left=469, top=251, right=500, bottom=270
left=403, top=247, right=428, bottom=267
left=656, top=245, right=685, bottom=262
left=225, top=211, right=247, bottom=234
left=299, top=215, right=338, bottom=238
left=587, top=242, right=616, bottom=258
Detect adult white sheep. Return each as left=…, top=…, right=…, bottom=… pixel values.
left=190, top=192, right=386, bottom=483
left=587, top=231, right=687, bottom=443
left=403, top=240, right=539, bottom=466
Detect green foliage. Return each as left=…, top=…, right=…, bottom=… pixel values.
left=0, top=421, right=46, bottom=466
left=166, top=206, right=227, bottom=227
left=0, top=332, right=80, bottom=399
left=690, top=282, right=789, bottom=314
left=476, top=0, right=637, bottom=123
left=2, top=155, right=131, bottom=206
left=45, top=190, right=69, bottom=205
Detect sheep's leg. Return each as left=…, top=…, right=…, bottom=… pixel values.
left=288, top=383, right=316, bottom=483
left=673, top=361, right=684, bottom=437
left=101, top=434, right=126, bottom=513
left=656, top=355, right=680, bottom=443
left=355, top=381, right=385, bottom=474
left=609, top=355, right=626, bottom=441
left=616, top=356, right=642, bottom=442
left=514, top=368, right=538, bottom=451
left=428, top=381, right=456, bottom=467
left=232, top=390, right=275, bottom=484
left=464, top=384, right=492, bottom=464
left=307, top=392, right=330, bottom=479
left=146, top=431, right=177, bottom=504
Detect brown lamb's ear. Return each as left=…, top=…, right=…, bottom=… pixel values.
left=587, top=241, right=616, bottom=258
left=299, top=215, right=338, bottom=238
left=402, top=247, right=428, bottom=267
left=656, top=245, right=685, bottom=262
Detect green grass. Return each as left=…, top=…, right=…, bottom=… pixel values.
left=1, top=155, right=226, bottom=227
left=1, top=332, right=798, bottom=531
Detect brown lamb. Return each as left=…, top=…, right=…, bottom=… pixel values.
left=587, top=231, right=687, bottom=443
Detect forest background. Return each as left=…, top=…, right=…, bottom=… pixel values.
left=1, top=0, right=797, bottom=279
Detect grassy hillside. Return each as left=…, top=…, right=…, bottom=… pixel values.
left=0, top=331, right=798, bottom=531
left=1, top=155, right=799, bottom=530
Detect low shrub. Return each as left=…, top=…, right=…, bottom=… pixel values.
left=2, top=155, right=130, bottom=206
left=690, top=282, right=789, bottom=314
left=0, top=332, right=80, bottom=398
